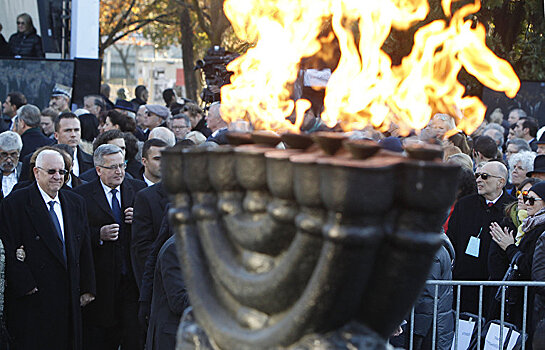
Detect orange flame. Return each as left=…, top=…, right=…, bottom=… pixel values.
left=221, top=0, right=520, bottom=135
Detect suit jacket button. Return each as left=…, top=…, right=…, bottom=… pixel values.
left=35, top=236, right=40, bottom=240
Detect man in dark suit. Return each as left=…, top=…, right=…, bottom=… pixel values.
left=0, top=149, right=96, bottom=350
left=131, top=180, right=169, bottom=289
left=15, top=104, right=54, bottom=158
left=1, top=91, right=26, bottom=132
left=447, top=161, right=514, bottom=316
left=54, top=112, right=94, bottom=176
left=146, top=235, right=189, bottom=350
left=75, top=144, right=147, bottom=350
left=0, top=131, right=23, bottom=200
left=140, top=138, right=167, bottom=186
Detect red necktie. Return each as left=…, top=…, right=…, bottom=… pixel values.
left=488, top=202, right=493, bottom=207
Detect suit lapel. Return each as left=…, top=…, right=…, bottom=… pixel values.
left=121, top=180, right=135, bottom=210
left=91, top=179, right=116, bottom=221
left=60, top=190, right=77, bottom=266
left=27, top=184, right=67, bottom=268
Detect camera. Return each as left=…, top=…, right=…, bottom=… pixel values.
left=195, top=46, right=239, bottom=104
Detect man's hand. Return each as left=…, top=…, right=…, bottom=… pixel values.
left=16, top=245, right=26, bottom=262
left=124, top=207, right=134, bottom=224
left=26, top=287, right=38, bottom=296
left=80, top=293, right=95, bottom=307
left=100, top=224, right=119, bottom=241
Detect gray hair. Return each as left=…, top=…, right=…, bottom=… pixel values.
left=35, top=149, right=64, bottom=168
left=446, top=153, right=473, bottom=171
left=509, top=151, right=536, bottom=176
left=432, top=113, right=456, bottom=130
left=484, top=122, right=505, bottom=134
left=93, top=144, right=123, bottom=166
left=483, top=127, right=505, bottom=148
left=486, top=160, right=508, bottom=181
left=506, top=138, right=531, bottom=153
left=17, top=104, right=41, bottom=128
left=509, top=108, right=527, bottom=119
left=149, top=127, right=176, bottom=147
left=0, top=131, right=22, bottom=152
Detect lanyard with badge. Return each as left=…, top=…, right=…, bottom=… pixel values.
left=465, top=226, right=482, bottom=258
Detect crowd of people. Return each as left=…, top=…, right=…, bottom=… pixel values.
left=384, top=110, right=545, bottom=349
left=0, top=83, right=222, bottom=350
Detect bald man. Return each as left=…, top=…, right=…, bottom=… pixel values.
left=446, top=161, right=514, bottom=316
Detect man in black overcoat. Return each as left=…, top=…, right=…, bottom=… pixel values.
left=447, top=161, right=515, bottom=316
left=0, top=149, right=96, bottom=350
left=146, top=235, right=189, bottom=350
left=131, top=181, right=169, bottom=289
left=74, top=144, right=146, bottom=350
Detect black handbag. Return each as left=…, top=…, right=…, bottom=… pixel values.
left=495, top=251, right=523, bottom=305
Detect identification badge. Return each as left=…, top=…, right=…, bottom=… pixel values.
left=465, top=236, right=480, bottom=257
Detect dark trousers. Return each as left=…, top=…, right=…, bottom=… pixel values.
left=83, top=276, right=144, bottom=350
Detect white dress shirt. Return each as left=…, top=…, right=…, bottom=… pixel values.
left=143, top=174, right=154, bottom=187
left=72, top=147, right=80, bottom=176
left=2, top=170, right=18, bottom=197
left=100, top=180, right=122, bottom=210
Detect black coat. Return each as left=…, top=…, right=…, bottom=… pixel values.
left=74, top=177, right=146, bottom=327
left=446, top=191, right=515, bottom=314
left=139, top=205, right=172, bottom=306
left=20, top=127, right=55, bottom=159
left=130, top=182, right=169, bottom=289
left=8, top=29, right=44, bottom=58
left=0, top=33, right=9, bottom=57
left=532, top=229, right=545, bottom=328
left=490, top=222, right=544, bottom=329
left=146, top=236, right=189, bottom=350
left=0, top=183, right=95, bottom=350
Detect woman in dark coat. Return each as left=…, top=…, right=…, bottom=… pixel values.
left=490, top=181, right=545, bottom=333
left=8, top=13, right=44, bottom=58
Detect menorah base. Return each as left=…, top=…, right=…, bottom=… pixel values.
left=177, top=308, right=395, bottom=350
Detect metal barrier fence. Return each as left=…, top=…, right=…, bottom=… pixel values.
left=404, top=280, right=545, bottom=350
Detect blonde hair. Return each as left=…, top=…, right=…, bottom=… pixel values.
left=443, top=145, right=462, bottom=162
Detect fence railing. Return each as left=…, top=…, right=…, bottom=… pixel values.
left=404, top=280, right=545, bottom=350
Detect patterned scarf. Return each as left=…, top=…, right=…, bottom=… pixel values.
left=521, top=207, right=545, bottom=234
left=515, top=209, right=528, bottom=246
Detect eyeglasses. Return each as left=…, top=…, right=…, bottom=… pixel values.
left=37, top=167, right=67, bottom=176
left=523, top=196, right=543, bottom=206
left=0, top=151, right=19, bottom=159
left=16, top=21, right=25, bottom=25
left=475, top=172, right=502, bottom=180
left=517, top=190, right=529, bottom=197
left=99, top=163, right=127, bottom=171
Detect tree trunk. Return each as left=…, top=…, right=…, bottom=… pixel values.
left=113, top=45, right=133, bottom=79
left=180, top=6, right=198, bottom=101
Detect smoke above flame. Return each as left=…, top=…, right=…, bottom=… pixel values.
left=220, top=0, right=520, bottom=135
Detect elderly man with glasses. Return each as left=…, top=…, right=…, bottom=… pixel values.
left=446, top=161, right=515, bottom=317
left=0, top=149, right=95, bottom=350
left=0, top=131, right=23, bottom=200
left=74, top=144, right=146, bottom=350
